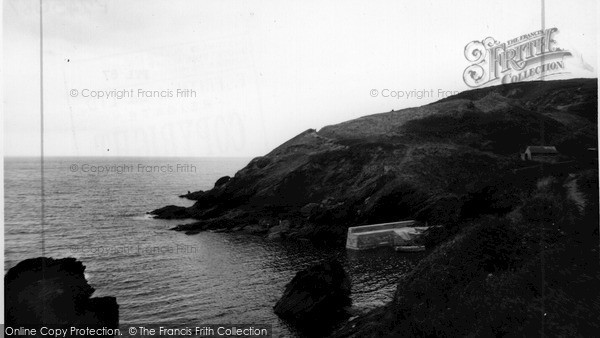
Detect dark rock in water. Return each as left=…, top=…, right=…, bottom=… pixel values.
left=274, top=259, right=351, bottom=330
left=149, top=205, right=191, bottom=219
left=214, top=175, right=231, bottom=187
left=179, top=190, right=204, bottom=200
left=267, top=220, right=291, bottom=239
left=5, top=257, right=119, bottom=329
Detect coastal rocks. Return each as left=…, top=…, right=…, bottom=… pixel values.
left=240, top=224, right=267, bottom=234
left=149, top=205, right=191, bottom=219
left=5, top=257, right=119, bottom=328
left=214, top=175, right=231, bottom=187
left=238, top=218, right=272, bottom=235
left=179, top=190, right=204, bottom=200
left=267, top=220, right=291, bottom=239
left=274, top=259, right=351, bottom=327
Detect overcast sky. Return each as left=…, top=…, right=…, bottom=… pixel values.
left=3, top=0, right=598, bottom=157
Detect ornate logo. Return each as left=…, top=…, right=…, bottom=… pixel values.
left=463, top=28, right=571, bottom=88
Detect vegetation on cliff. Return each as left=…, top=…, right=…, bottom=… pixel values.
left=335, top=169, right=599, bottom=337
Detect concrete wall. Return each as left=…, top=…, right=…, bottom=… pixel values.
left=349, top=220, right=415, bottom=234
left=346, top=227, right=421, bottom=250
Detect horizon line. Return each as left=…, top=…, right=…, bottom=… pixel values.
left=3, top=155, right=256, bottom=158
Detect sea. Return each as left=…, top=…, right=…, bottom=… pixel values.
left=4, top=157, right=423, bottom=337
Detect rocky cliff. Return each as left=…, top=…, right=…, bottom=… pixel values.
left=151, top=78, right=597, bottom=245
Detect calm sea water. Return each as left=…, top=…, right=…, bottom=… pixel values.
left=4, top=157, right=422, bottom=337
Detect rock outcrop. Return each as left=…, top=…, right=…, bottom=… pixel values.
left=148, top=205, right=191, bottom=219
left=274, top=259, right=351, bottom=328
left=5, top=257, right=119, bottom=329
left=214, top=175, right=231, bottom=187
left=152, top=79, right=597, bottom=245
left=267, top=220, right=291, bottom=239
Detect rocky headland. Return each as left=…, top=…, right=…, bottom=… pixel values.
left=151, top=78, right=598, bottom=245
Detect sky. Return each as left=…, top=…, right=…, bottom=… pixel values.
left=3, top=0, right=598, bottom=157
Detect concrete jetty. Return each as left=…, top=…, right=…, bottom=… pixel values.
left=345, top=220, right=428, bottom=250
